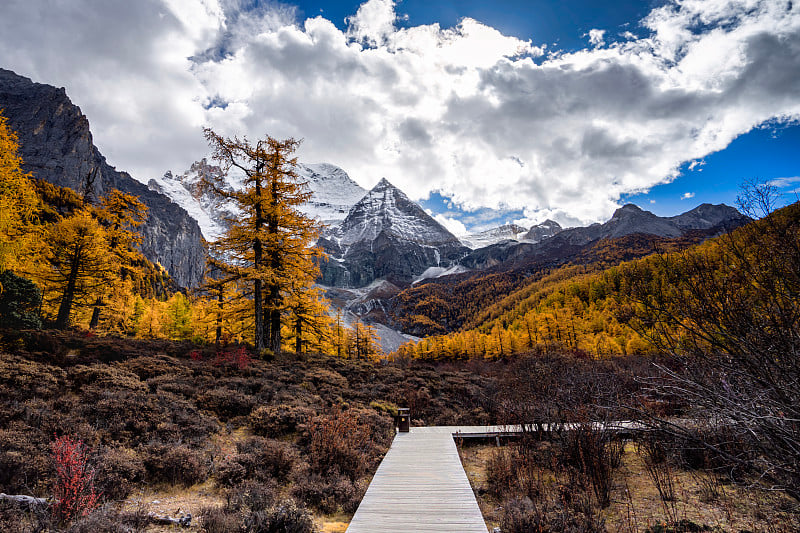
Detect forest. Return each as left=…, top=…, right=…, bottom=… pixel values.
left=2, top=105, right=800, bottom=532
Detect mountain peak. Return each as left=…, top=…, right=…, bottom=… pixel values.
left=373, top=177, right=395, bottom=190
left=611, top=204, right=645, bottom=219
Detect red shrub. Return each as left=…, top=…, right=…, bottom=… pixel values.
left=51, top=435, right=99, bottom=523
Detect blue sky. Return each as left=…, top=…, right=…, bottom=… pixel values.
left=2, top=0, right=798, bottom=233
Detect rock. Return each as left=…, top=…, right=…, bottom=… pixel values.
left=0, top=68, right=206, bottom=287
left=522, top=219, right=562, bottom=243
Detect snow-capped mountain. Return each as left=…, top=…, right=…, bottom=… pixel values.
left=461, top=224, right=528, bottom=249
left=318, top=178, right=470, bottom=288
left=148, top=160, right=366, bottom=241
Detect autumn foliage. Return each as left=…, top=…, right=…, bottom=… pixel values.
left=51, top=435, right=99, bottom=523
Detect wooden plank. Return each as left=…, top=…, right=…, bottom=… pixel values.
left=346, top=427, right=488, bottom=533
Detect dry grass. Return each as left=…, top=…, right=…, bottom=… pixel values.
left=459, top=440, right=800, bottom=533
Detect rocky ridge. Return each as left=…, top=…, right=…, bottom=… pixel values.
left=461, top=203, right=750, bottom=270
left=0, top=68, right=205, bottom=287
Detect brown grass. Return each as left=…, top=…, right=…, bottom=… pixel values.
left=459, top=440, right=800, bottom=533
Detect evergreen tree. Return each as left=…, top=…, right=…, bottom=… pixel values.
left=202, top=129, right=323, bottom=356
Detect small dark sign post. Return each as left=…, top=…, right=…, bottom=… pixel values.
left=397, top=407, right=410, bottom=432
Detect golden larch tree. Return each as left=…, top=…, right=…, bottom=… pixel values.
left=202, top=128, right=323, bottom=356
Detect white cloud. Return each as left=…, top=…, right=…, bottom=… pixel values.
left=1, top=0, right=799, bottom=225
left=682, top=192, right=696, bottom=199
left=588, top=28, right=606, bottom=46
left=768, top=176, right=800, bottom=187
left=433, top=214, right=468, bottom=236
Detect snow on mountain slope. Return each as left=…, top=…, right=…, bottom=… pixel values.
left=148, top=159, right=233, bottom=241
left=334, top=178, right=463, bottom=248
left=296, top=163, right=367, bottom=227
left=461, top=224, right=528, bottom=249
left=149, top=160, right=366, bottom=241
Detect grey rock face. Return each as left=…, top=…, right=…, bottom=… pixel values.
left=319, top=178, right=470, bottom=287
left=522, top=219, right=563, bottom=243
left=0, top=68, right=205, bottom=287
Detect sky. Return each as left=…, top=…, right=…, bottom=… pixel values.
left=1, top=0, right=799, bottom=234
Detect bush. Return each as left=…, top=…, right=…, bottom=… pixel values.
left=500, top=496, right=605, bottom=533
left=249, top=404, right=314, bottom=437
left=93, top=447, right=144, bottom=501
left=236, top=437, right=298, bottom=482
left=0, top=428, right=52, bottom=494
left=51, top=435, right=99, bottom=524
left=244, top=499, right=316, bottom=533
left=226, top=480, right=278, bottom=512
left=290, top=471, right=363, bottom=514
left=557, top=426, right=622, bottom=508
left=197, top=387, right=256, bottom=420
left=141, top=443, right=207, bottom=486
left=65, top=505, right=129, bottom=533
left=307, top=408, right=392, bottom=482
left=200, top=505, right=242, bottom=533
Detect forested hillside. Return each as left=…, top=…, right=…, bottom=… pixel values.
left=396, top=201, right=800, bottom=360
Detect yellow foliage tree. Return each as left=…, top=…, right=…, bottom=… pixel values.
left=0, top=109, right=40, bottom=276
left=202, top=129, right=323, bottom=356
left=44, top=210, right=117, bottom=329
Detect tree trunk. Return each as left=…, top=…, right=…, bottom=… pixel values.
left=55, top=246, right=81, bottom=329
left=215, top=288, right=223, bottom=348
left=295, top=318, right=302, bottom=354
left=89, top=297, right=102, bottom=329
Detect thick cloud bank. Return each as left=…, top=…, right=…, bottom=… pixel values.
left=1, top=0, right=798, bottom=224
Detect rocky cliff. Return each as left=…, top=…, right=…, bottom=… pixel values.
left=0, top=68, right=205, bottom=287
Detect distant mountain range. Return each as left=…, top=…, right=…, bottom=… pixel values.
left=0, top=67, right=752, bottom=344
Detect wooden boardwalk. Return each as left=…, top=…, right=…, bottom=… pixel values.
left=347, top=422, right=642, bottom=532
left=347, top=426, right=512, bottom=533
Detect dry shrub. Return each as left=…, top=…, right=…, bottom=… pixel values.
left=69, top=364, right=147, bottom=393
left=244, top=499, right=316, bottom=533
left=501, top=496, right=605, bottom=533
left=290, top=470, right=364, bottom=514
left=93, top=447, right=144, bottom=501
left=215, top=458, right=248, bottom=488
left=557, top=426, right=623, bottom=508
left=200, top=505, right=242, bottom=533
left=197, top=387, right=256, bottom=420
left=249, top=404, right=314, bottom=437
left=81, top=390, right=161, bottom=444
left=0, top=355, right=65, bottom=400
left=141, top=443, right=207, bottom=487
left=0, top=428, right=52, bottom=494
left=65, top=505, right=129, bottom=533
left=236, top=437, right=298, bottom=482
left=118, top=355, right=186, bottom=380
left=486, top=446, right=540, bottom=500
left=226, top=480, right=278, bottom=512
left=307, top=408, right=391, bottom=481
